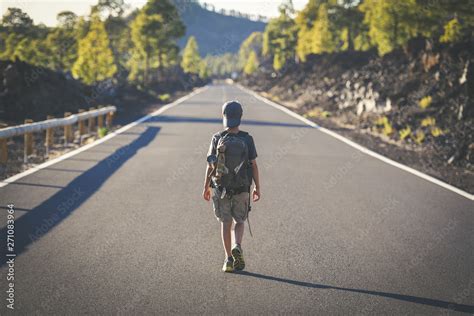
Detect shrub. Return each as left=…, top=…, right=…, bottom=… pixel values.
left=159, top=94, right=171, bottom=102
left=431, top=127, right=443, bottom=137
left=412, top=130, right=425, bottom=144
left=440, top=18, right=463, bottom=43
left=399, top=126, right=411, bottom=140
left=375, top=116, right=393, bottom=136
left=98, top=127, right=108, bottom=138
left=421, top=117, right=436, bottom=127
left=419, top=96, right=432, bottom=109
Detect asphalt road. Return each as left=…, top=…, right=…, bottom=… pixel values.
left=1, top=84, right=473, bottom=315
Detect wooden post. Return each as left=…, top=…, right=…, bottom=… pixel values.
left=78, top=109, right=86, bottom=143
left=0, top=138, right=7, bottom=164
left=78, top=109, right=86, bottom=135
left=64, top=112, right=72, bottom=145
left=106, top=111, right=113, bottom=128
left=88, top=107, right=96, bottom=133
left=24, top=119, right=34, bottom=163
left=45, top=115, right=54, bottom=155
left=98, top=114, right=104, bottom=130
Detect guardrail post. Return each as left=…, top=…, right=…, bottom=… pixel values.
left=24, top=119, right=33, bottom=163
left=98, top=113, right=104, bottom=130
left=45, top=115, right=54, bottom=156
left=89, top=107, right=96, bottom=133
left=0, top=138, right=7, bottom=164
left=64, top=112, right=72, bottom=145
left=78, top=109, right=86, bottom=144
left=106, top=111, right=113, bottom=128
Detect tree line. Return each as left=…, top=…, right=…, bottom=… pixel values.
left=0, top=0, right=207, bottom=87
left=239, top=0, right=474, bottom=74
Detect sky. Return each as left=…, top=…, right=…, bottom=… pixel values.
left=0, top=0, right=308, bottom=26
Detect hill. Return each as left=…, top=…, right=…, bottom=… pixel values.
left=173, top=0, right=266, bottom=56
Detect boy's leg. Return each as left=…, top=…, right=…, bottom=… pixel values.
left=221, top=221, right=232, bottom=258
left=230, top=192, right=249, bottom=271
left=234, top=222, right=244, bottom=245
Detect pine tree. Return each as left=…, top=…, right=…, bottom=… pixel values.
left=295, top=0, right=320, bottom=62
left=181, top=36, right=201, bottom=74
left=238, top=32, right=263, bottom=69
left=311, top=3, right=336, bottom=54
left=359, top=0, right=419, bottom=56
left=199, top=60, right=208, bottom=79
left=440, top=18, right=462, bottom=43
left=72, top=13, right=117, bottom=84
left=262, top=1, right=297, bottom=71
left=244, top=50, right=259, bottom=75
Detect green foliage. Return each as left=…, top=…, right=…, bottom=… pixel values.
left=198, top=60, right=209, bottom=79
left=45, top=27, right=78, bottom=71
left=412, top=130, right=425, bottom=144
left=238, top=32, right=263, bottom=68
left=57, top=11, right=78, bottom=29
left=420, top=117, right=435, bottom=127
left=72, top=13, right=117, bottom=84
left=311, top=3, right=337, bottom=55
left=359, top=0, right=420, bottom=56
left=159, top=93, right=170, bottom=102
left=129, top=0, right=185, bottom=85
left=375, top=116, right=393, bottom=136
left=181, top=36, right=201, bottom=74
left=263, top=1, right=298, bottom=70
left=203, top=53, right=239, bottom=78
left=98, top=127, right=109, bottom=138
left=440, top=18, right=462, bottom=43
left=399, top=126, right=412, bottom=140
left=419, top=96, right=432, bottom=109
left=431, top=127, right=443, bottom=137
left=1, top=8, right=33, bottom=31
left=243, top=50, right=259, bottom=75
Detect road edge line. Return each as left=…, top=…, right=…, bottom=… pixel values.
left=237, top=84, right=474, bottom=201
left=0, top=86, right=209, bottom=188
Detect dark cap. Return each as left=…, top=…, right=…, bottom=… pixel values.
left=222, top=100, right=243, bottom=128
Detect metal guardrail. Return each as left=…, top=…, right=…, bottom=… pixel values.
left=0, top=106, right=116, bottom=164
left=0, top=106, right=116, bottom=138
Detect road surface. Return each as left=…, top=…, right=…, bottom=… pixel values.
left=1, top=84, right=473, bottom=315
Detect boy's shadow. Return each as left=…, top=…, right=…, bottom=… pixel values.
left=233, top=271, right=474, bottom=313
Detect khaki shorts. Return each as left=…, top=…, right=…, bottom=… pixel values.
left=212, top=189, right=250, bottom=223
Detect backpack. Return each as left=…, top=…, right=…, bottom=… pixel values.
left=214, top=131, right=251, bottom=191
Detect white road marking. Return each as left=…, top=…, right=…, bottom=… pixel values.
left=237, top=84, right=474, bottom=201
left=0, top=86, right=209, bottom=188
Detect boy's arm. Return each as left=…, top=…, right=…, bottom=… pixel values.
left=202, top=164, right=213, bottom=201
left=251, top=159, right=261, bottom=202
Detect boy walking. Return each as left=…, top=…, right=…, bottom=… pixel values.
left=202, top=100, right=261, bottom=272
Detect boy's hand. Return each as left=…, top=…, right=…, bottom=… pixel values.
left=252, top=187, right=261, bottom=202
left=203, top=187, right=212, bottom=201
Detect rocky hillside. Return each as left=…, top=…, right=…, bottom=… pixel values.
left=241, top=39, right=473, bottom=192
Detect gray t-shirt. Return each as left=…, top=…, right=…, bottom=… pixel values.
left=207, top=130, right=257, bottom=161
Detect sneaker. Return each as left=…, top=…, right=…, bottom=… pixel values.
left=231, top=245, right=245, bottom=271
left=222, top=257, right=234, bottom=273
